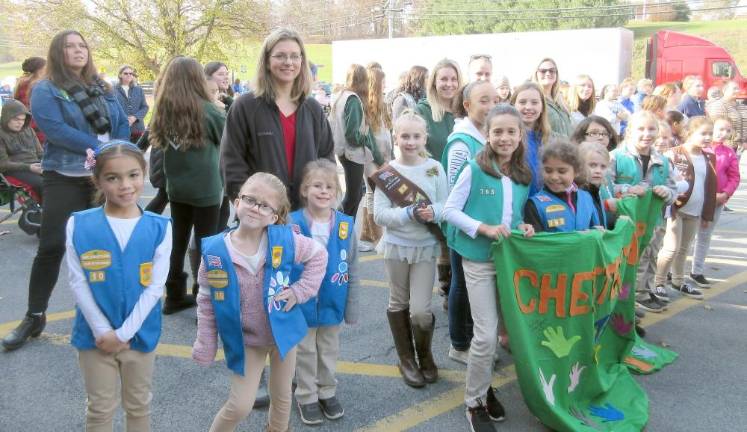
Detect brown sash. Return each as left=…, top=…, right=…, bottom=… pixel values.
left=370, top=164, right=445, bottom=241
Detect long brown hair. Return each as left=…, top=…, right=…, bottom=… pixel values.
left=400, top=65, right=428, bottom=101
left=345, top=64, right=368, bottom=101
left=510, top=81, right=552, bottom=145
left=531, top=57, right=560, bottom=100
left=476, top=104, right=532, bottom=185
left=149, top=56, right=209, bottom=151
left=367, top=65, right=391, bottom=133
left=254, top=28, right=312, bottom=104
left=45, top=30, right=103, bottom=89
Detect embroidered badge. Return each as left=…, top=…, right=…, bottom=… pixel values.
left=339, top=222, right=349, bottom=240
left=546, top=204, right=565, bottom=213
left=139, top=262, right=153, bottom=286
left=268, top=271, right=290, bottom=313
left=535, top=195, right=551, bottom=202
left=272, top=246, right=283, bottom=268
left=207, top=255, right=222, bottom=268
left=89, top=271, right=105, bottom=283
left=207, top=269, right=229, bottom=289
left=330, top=249, right=350, bottom=286
left=548, top=218, right=565, bottom=228
left=398, top=184, right=409, bottom=194
left=80, top=250, right=112, bottom=271
left=214, top=291, right=225, bottom=301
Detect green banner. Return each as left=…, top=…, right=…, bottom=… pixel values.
left=492, top=192, right=677, bottom=431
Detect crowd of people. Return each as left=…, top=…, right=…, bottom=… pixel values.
left=0, top=26, right=745, bottom=432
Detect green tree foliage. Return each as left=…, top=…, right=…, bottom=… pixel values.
left=413, top=0, right=632, bottom=35
left=5, top=0, right=269, bottom=79
left=671, top=2, right=692, bottom=21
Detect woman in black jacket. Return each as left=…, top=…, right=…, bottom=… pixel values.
left=114, top=65, right=149, bottom=142
left=220, top=28, right=334, bottom=209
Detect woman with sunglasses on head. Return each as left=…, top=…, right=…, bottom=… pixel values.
left=114, top=65, right=149, bottom=142
left=2, top=30, right=130, bottom=351
left=467, top=54, right=492, bottom=83
left=531, top=58, right=573, bottom=137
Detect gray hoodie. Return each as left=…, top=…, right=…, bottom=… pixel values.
left=0, top=99, right=42, bottom=172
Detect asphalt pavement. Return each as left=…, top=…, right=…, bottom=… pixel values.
left=1, top=159, right=747, bottom=432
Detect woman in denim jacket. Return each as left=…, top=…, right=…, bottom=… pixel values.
left=1, top=30, right=129, bottom=351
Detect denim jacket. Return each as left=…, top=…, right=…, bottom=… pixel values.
left=30, top=79, right=130, bottom=174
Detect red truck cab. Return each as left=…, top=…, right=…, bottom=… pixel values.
left=646, top=30, right=747, bottom=91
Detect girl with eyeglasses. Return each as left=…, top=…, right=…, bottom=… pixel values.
left=531, top=58, right=573, bottom=137
left=570, top=115, right=618, bottom=151
left=148, top=56, right=226, bottom=314
left=193, top=172, right=327, bottom=432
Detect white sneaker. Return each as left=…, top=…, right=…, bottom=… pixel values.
left=358, top=240, right=375, bottom=252
left=448, top=345, right=469, bottom=365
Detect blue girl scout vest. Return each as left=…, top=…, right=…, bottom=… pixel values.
left=70, top=207, right=168, bottom=353
left=201, top=225, right=309, bottom=376
left=290, top=210, right=353, bottom=327
left=530, top=188, right=600, bottom=233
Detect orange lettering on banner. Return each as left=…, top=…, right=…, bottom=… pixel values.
left=598, top=258, right=622, bottom=304
left=623, top=222, right=647, bottom=265
left=570, top=270, right=595, bottom=317
left=539, top=273, right=567, bottom=318
left=514, top=269, right=538, bottom=314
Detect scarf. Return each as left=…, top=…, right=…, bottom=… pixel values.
left=62, top=77, right=111, bottom=135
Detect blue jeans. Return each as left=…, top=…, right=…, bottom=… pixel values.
left=448, top=250, right=473, bottom=350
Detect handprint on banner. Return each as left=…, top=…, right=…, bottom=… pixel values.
left=619, top=283, right=631, bottom=300
left=570, top=407, right=601, bottom=430
left=610, top=313, right=633, bottom=336
left=631, top=344, right=658, bottom=360
left=267, top=271, right=289, bottom=314
left=541, top=326, right=581, bottom=358
left=568, top=362, right=586, bottom=393
left=539, top=368, right=556, bottom=406
left=589, top=403, right=625, bottom=422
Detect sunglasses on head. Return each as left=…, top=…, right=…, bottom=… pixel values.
left=470, top=54, right=492, bottom=61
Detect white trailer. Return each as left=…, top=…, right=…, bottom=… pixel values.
left=331, top=27, right=634, bottom=91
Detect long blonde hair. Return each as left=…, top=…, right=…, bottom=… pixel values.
left=367, top=65, right=391, bottom=133
left=566, top=74, right=596, bottom=116
left=531, top=57, right=560, bottom=100
left=426, top=59, right=463, bottom=122
left=254, top=28, right=312, bottom=104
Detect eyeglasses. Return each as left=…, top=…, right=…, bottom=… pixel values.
left=585, top=131, right=610, bottom=138
left=537, top=68, right=557, bottom=76
left=470, top=54, right=492, bottom=61
left=122, top=72, right=135, bottom=76
left=239, top=195, right=277, bottom=216
left=270, top=54, right=303, bottom=63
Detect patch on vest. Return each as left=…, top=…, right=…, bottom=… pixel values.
left=207, top=269, right=229, bottom=289
left=339, top=222, right=349, bottom=240
left=548, top=218, right=565, bottom=228
left=89, top=271, right=105, bottom=283
left=398, top=184, right=409, bottom=194
left=272, top=246, right=283, bottom=268
left=80, top=250, right=112, bottom=271
left=535, top=195, right=551, bottom=202
left=213, top=291, right=225, bottom=301
left=140, top=262, right=153, bottom=286
left=546, top=204, right=565, bottom=213
left=207, top=255, right=222, bottom=268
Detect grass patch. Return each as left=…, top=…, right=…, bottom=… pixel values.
left=0, top=61, right=22, bottom=81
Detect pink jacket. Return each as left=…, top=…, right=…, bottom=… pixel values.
left=707, top=143, right=741, bottom=199
left=192, top=232, right=327, bottom=366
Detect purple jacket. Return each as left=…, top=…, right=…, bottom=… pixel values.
left=706, top=143, right=741, bottom=198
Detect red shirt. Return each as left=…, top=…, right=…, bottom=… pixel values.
left=279, top=111, right=297, bottom=176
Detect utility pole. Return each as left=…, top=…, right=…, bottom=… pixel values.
left=642, top=0, right=647, bottom=21
left=386, top=0, right=395, bottom=39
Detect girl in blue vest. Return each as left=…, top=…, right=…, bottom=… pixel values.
left=290, top=159, right=360, bottom=425
left=66, top=141, right=170, bottom=432
left=579, top=141, right=617, bottom=229
left=373, top=110, right=448, bottom=389
left=609, top=111, right=679, bottom=313
left=510, top=81, right=555, bottom=196
left=441, top=80, right=497, bottom=366
left=192, top=173, right=328, bottom=432
left=443, top=104, right=534, bottom=431
left=524, top=139, right=602, bottom=233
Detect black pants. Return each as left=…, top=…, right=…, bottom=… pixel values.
left=5, top=170, right=44, bottom=201
left=340, top=155, right=365, bottom=218
left=217, top=195, right=232, bottom=231
left=145, top=188, right=169, bottom=214
left=27, top=172, right=94, bottom=313
left=168, top=201, right=220, bottom=287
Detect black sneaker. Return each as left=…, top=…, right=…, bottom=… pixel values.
left=297, top=401, right=324, bottom=425
left=466, top=403, right=496, bottom=432
left=673, top=283, right=704, bottom=300
left=652, top=284, right=670, bottom=303
left=667, top=272, right=672, bottom=282
left=723, top=205, right=733, bottom=212
left=485, top=387, right=505, bottom=422
left=636, top=294, right=664, bottom=313
left=635, top=307, right=646, bottom=319
left=690, top=273, right=712, bottom=288
left=319, top=396, right=344, bottom=420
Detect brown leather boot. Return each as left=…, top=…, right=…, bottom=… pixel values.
left=386, top=309, right=425, bottom=388
left=413, top=314, right=438, bottom=383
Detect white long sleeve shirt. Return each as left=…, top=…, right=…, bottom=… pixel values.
left=65, top=215, right=172, bottom=343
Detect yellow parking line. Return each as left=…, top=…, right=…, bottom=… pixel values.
left=0, top=309, right=76, bottom=338
left=360, top=254, right=384, bottom=262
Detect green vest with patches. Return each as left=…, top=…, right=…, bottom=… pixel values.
left=449, top=160, right=529, bottom=262
left=611, top=148, right=669, bottom=186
